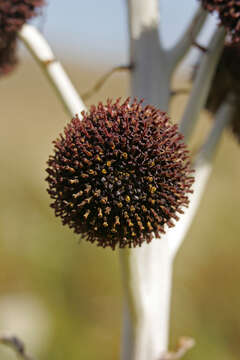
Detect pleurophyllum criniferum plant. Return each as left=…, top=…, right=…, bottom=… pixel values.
left=46, top=99, right=194, bottom=250
left=2, top=1, right=240, bottom=359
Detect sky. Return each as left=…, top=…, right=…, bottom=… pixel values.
left=30, top=0, right=218, bottom=66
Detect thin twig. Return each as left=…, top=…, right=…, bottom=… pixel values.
left=171, top=88, right=190, bottom=97
left=18, top=24, right=86, bottom=117
left=81, top=64, right=133, bottom=101
left=0, top=335, right=34, bottom=360
left=159, top=337, right=195, bottom=360
left=192, top=40, right=208, bottom=53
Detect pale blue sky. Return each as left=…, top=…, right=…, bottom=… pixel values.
left=31, top=0, right=217, bottom=66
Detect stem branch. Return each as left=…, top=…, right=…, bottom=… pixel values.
left=167, top=5, right=207, bottom=69
left=18, top=24, right=87, bottom=117
left=179, top=27, right=226, bottom=141
left=159, top=337, right=195, bottom=360
left=81, top=64, right=133, bottom=101
left=121, top=2, right=174, bottom=360
left=169, top=99, right=234, bottom=258
left=0, top=335, right=34, bottom=360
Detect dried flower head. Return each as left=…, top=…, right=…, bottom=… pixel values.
left=0, top=0, right=44, bottom=75
left=204, top=43, right=240, bottom=141
left=200, top=0, right=240, bottom=42
left=46, top=99, right=194, bottom=250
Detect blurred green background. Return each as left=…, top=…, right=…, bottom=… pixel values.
left=0, top=55, right=239, bottom=360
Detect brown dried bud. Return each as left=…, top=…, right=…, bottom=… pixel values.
left=200, top=0, right=240, bottom=42
left=46, top=98, right=194, bottom=250
left=0, top=0, right=44, bottom=75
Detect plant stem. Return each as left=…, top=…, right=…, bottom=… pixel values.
left=168, top=98, right=234, bottom=258
left=121, top=2, right=173, bottom=360
left=179, top=27, right=226, bottom=141
left=18, top=24, right=86, bottom=118
left=167, top=5, right=207, bottom=69
left=0, top=335, right=34, bottom=360
left=120, top=243, right=173, bottom=360
left=120, top=97, right=233, bottom=360
left=81, top=64, right=133, bottom=101
left=198, top=95, right=235, bottom=162
left=121, top=2, right=229, bottom=359
left=128, top=0, right=170, bottom=110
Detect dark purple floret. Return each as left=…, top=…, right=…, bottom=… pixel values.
left=0, top=0, right=44, bottom=75
left=200, top=0, right=240, bottom=42
left=46, top=99, right=194, bottom=250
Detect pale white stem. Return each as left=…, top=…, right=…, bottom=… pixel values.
left=129, top=0, right=160, bottom=41
left=121, top=11, right=234, bottom=349
left=167, top=5, right=208, bottom=69
left=168, top=160, right=212, bottom=260
left=120, top=243, right=172, bottom=360
left=128, top=0, right=171, bottom=109
left=179, top=27, right=226, bottom=141
left=168, top=99, right=234, bottom=259
left=198, top=95, right=235, bottom=162
left=18, top=24, right=87, bottom=117
left=120, top=100, right=233, bottom=360
left=121, top=2, right=173, bottom=360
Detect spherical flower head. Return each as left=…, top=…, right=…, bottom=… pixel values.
left=200, top=0, right=240, bottom=42
left=46, top=99, right=194, bottom=250
left=0, top=0, right=44, bottom=75
left=205, top=42, right=240, bottom=141
left=0, top=0, right=44, bottom=34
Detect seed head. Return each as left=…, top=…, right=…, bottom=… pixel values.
left=203, top=43, right=240, bottom=141
left=200, top=0, right=240, bottom=42
left=46, top=98, right=194, bottom=250
left=0, top=0, right=44, bottom=75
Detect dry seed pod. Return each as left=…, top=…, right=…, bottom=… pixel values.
left=0, top=0, right=44, bottom=75
left=194, top=42, right=240, bottom=141
left=46, top=98, right=194, bottom=250
left=200, top=0, right=240, bottom=42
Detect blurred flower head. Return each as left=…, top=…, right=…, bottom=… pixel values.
left=0, top=33, right=17, bottom=75
left=46, top=98, right=194, bottom=250
left=0, top=0, right=44, bottom=75
left=200, top=0, right=240, bottom=42
left=198, top=42, right=240, bottom=141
